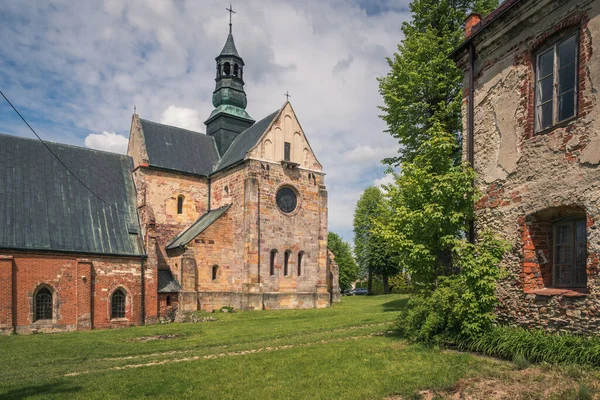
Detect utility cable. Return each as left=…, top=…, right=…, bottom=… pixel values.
left=0, top=88, right=131, bottom=217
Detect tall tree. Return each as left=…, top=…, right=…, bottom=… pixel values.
left=353, top=186, right=399, bottom=294
left=376, top=0, right=498, bottom=289
left=327, top=232, right=359, bottom=292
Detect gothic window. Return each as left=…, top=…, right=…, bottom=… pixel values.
left=276, top=187, right=297, bottom=214
left=177, top=196, right=184, bottom=215
left=284, top=250, right=291, bottom=276
left=212, top=265, right=219, bottom=281
left=111, top=289, right=126, bottom=319
left=535, top=33, right=578, bottom=132
left=284, top=142, right=291, bottom=161
left=553, top=218, right=587, bottom=288
left=34, top=287, right=52, bottom=321
left=270, top=249, right=277, bottom=276
left=234, top=64, right=239, bottom=77
left=224, top=62, right=231, bottom=75
left=298, top=251, right=304, bottom=276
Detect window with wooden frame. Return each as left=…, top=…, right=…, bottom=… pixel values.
left=111, top=289, right=126, bottom=319
left=553, top=218, right=587, bottom=288
left=535, top=32, right=578, bottom=132
left=34, top=287, right=53, bottom=321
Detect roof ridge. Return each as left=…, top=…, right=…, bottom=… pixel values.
left=139, top=118, right=207, bottom=136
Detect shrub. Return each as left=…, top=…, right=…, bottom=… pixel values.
left=390, top=273, right=414, bottom=294
left=396, top=231, right=508, bottom=342
left=456, top=326, right=600, bottom=367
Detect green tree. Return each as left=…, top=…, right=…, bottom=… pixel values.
left=353, top=186, right=400, bottom=294
left=327, top=232, right=359, bottom=292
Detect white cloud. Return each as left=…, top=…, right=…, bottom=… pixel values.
left=374, top=173, right=395, bottom=188
left=160, top=105, right=203, bottom=132
left=0, top=0, right=411, bottom=242
left=84, top=131, right=129, bottom=154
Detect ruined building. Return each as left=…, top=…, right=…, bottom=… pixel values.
left=453, top=0, right=600, bottom=333
left=0, top=25, right=339, bottom=335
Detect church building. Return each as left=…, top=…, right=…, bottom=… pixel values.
left=0, top=22, right=339, bottom=334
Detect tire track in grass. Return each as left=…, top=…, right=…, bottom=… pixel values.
left=64, top=332, right=393, bottom=377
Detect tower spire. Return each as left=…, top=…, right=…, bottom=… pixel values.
left=226, top=4, right=236, bottom=34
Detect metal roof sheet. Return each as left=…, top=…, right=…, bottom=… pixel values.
left=158, top=269, right=182, bottom=293
left=0, top=134, right=144, bottom=256
left=165, top=204, right=231, bottom=250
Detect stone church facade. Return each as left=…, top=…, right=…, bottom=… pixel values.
left=454, top=0, right=600, bottom=333
left=0, top=28, right=339, bottom=335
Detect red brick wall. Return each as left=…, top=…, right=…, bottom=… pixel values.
left=158, top=293, right=178, bottom=317
left=0, top=252, right=144, bottom=334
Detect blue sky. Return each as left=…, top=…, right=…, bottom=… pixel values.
left=0, top=0, right=411, bottom=243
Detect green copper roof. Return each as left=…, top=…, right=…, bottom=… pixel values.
left=206, top=104, right=253, bottom=123
left=219, top=33, right=240, bottom=58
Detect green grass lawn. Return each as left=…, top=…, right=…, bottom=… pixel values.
left=1, top=295, right=598, bottom=399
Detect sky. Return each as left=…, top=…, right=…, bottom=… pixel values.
left=0, top=0, right=411, bottom=243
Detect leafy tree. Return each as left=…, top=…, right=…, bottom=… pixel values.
left=327, top=232, right=359, bottom=292
left=353, top=186, right=400, bottom=294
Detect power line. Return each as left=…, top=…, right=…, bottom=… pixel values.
left=0, top=88, right=131, bottom=217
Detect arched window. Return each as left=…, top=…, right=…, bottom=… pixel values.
left=284, top=250, right=291, bottom=276
left=217, top=63, right=221, bottom=78
left=34, top=287, right=52, bottom=321
left=224, top=62, right=231, bottom=75
left=177, top=196, right=184, bottom=215
left=234, top=64, right=239, bottom=77
left=270, top=249, right=277, bottom=276
left=212, top=265, right=219, bottom=281
left=111, top=289, right=126, bottom=319
left=298, top=251, right=304, bottom=276
left=166, top=296, right=172, bottom=306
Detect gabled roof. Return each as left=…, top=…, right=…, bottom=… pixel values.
left=166, top=204, right=231, bottom=250
left=158, top=269, right=182, bottom=293
left=215, top=109, right=280, bottom=173
left=140, top=119, right=220, bottom=176
left=219, top=33, right=240, bottom=58
left=0, top=134, right=144, bottom=256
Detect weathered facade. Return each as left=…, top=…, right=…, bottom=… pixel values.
left=454, top=0, right=600, bottom=333
left=0, top=25, right=338, bottom=335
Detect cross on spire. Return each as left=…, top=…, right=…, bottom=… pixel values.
left=284, top=91, right=291, bottom=101
left=226, top=4, right=236, bottom=34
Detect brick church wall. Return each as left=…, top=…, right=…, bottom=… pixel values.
left=0, top=252, right=144, bottom=334
left=458, top=0, right=600, bottom=333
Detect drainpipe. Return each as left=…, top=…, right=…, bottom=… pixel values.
left=140, top=257, right=145, bottom=325
left=467, top=40, right=476, bottom=244
left=207, top=177, right=212, bottom=211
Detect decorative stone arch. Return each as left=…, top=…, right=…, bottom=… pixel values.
left=30, top=283, right=58, bottom=323
left=274, top=183, right=302, bottom=217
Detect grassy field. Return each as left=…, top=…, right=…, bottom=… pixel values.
left=1, top=295, right=599, bottom=399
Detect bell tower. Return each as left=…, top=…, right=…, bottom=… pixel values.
left=205, top=5, right=254, bottom=156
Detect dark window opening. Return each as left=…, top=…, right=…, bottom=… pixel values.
left=212, top=265, right=219, bottom=281
left=224, top=62, right=231, bottom=75
left=217, top=63, right=221, bottom=78
left=270, top=250, right=277, bottom=276
left=536, top=33, right=578, bottom=132
left=166, top=296, right=171, bottom=306
left=177, top=196, right=184, bottom=214
left=298, top=251, right=304, bottom=276
left=234, top=64, right=239, bottom=77
left=111, top=289, right=126, bottom=319
left=284, top=250, right=291, bottom=276
left=284, top=142, right=291, bottom=161
left=34, top=287, right=52, bottom=321
left=554, top=218, right=587, bottom=288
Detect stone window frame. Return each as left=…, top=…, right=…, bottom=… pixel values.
left=269, top=249, right=278, bottom=276
left=274, top=184, right=302, bottom=217
left=552, top=217, right=587, bottom=289
left=109, top=286, right=129, bottom=321
left=283, top=250, right=292, bottom=276
left=212, top=265, right=219, bottom=281
left=31, top=283, right=57, bottom=323
left=297, top=251, right=304, bottom=277
left=533, top=29, right=580, bottom=134
left=177, top=195, right=184, bottom=215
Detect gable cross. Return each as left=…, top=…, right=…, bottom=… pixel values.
left=284, top=91, right=291, bottom=101
left=226, top=4, right=236, bottom=33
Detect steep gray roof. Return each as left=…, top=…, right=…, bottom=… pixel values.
left=140, top=119, right=220, bottom=176
left=215, top=110, right=279, bottom=173
left=0, top=134, right=144, bottom=256
left=219, top=33, right=240, bottom=58
left=158, top=269, right=182, bottom=293
left=166, top=204, right=231, bottom=250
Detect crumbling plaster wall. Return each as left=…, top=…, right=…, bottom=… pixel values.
left=464, top=0, right=600, bottom=333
